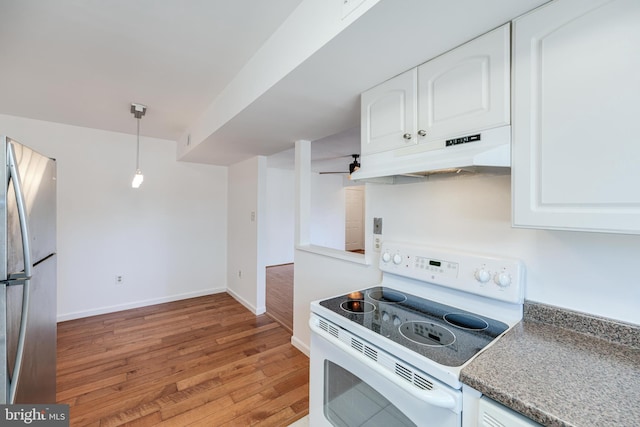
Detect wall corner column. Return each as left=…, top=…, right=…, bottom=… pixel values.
left=295, top=140, right=311, bottom=246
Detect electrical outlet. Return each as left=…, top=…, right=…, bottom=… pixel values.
left=373, top=235, right=383, bottom=253
left=115, top=275, right=124, bottom=285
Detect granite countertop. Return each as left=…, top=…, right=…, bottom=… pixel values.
left=460, top=302, right=640, bottom=427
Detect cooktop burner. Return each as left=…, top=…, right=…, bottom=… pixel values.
left=444, top=313, right=489, bottom=331
left=340, top=300, right=375, bottom=313
left=318, top=286, right=508, bottom=367
left=367, top=288, right=407, bottom=303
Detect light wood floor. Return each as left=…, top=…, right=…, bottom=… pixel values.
left=57, top=293, right=309, bottom=426
left=266, top=264, right=294, bottom=333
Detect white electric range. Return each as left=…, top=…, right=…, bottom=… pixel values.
left=309, top=241, right=525, bottom=427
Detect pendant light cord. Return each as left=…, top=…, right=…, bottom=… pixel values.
left=130, top=103, right=146, bottom=188
left=135, top=117, right=140, bottom=170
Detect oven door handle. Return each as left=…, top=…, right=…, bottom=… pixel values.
left=310, top=320, right=459, bottom=411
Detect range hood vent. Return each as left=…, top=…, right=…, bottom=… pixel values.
left=350, top=126, right=510, bottom=183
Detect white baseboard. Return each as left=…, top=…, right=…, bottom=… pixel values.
left=57, top=287, right=227, bottom=322
left=226, top=288, right=266, bottom=315
left=291, top=335, right=310, bottom=357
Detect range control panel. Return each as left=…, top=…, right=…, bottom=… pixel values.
left=379, top=241, right=525, bottom=304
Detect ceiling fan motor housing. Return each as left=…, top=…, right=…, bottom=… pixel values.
left=349, top=154, right=360, bottom=174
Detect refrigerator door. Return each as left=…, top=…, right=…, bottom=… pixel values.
left=7, top=139, right=56, bottom=270
left=10, top=258, right=56, bottom=403
left=1, top=137, right=57, bottom=404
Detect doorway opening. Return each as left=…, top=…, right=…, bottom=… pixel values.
left=266, top=263, right=294, bottom=334
left=345, top=186, right=365, bottom=254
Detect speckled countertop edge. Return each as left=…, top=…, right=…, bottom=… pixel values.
left=461, top=301, right=640, bottom=427
left=524, top=301, right=640, bottom=349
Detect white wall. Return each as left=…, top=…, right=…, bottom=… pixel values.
left=0, top=114, right=228, bottom=321
left=293, top=139, right=378, bottom=352
left=265, top=168, right=295, bottom=266
left=310, top=173, right=345, bottom=250
left=293, top=173, right=640, bottom=352
left=369, top=174, right=640, bottom=323
left=293, top=248, right=380, bottom=351
left=227, top=156, right=267, bottom=314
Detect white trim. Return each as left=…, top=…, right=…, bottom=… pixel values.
left=227, top=287, right=266, bottom=315
left=296, top=244, right=371, bottom=265
left=291, top=335, right=310, bottom=357
left=56, top=288, right=227, bottom=322
left=295, top=140, right=311, bottom=246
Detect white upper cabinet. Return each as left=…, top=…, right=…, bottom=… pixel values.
left=361, top=68, right=417, bottom=155
left=417, top=24, right=510, bottom=147
left=360, top=24, right=510, bottom=156
left=512, top=0, right=640, bottom=234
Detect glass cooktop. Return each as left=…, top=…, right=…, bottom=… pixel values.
left=318, top=286, right=509, bottom=367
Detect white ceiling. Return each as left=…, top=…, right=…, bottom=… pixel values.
left=0, top=0, right=548, bottom=169
left=0, top=0, right=303, bottom=140
left=189, top=0, right=548, bottom=168
left=266, top=126, right=361, bottom=173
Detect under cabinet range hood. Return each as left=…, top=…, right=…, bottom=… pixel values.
left=350, top=125, right=511, bottom=183
left=353, top=22, right=513, bottom=183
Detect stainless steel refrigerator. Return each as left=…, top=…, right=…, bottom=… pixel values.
left=0, top=136, right=56, bottom=403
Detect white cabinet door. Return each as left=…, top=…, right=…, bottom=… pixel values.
left=361, top=25, right=510, bottom=158
left=512, top=0, right=640, bottom=234
left=360, top=68, right=417, bottom=155
left=417, top=24, right=510, bottom=147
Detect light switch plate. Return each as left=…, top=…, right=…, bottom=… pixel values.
left=373, top=217, right=382, bottom=235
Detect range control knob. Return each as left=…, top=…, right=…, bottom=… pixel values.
left=382, top=312, right=390, bottom=322
left=393, top=315, right=402, bottom=327
left=392, top=254, right=402, bottom=265
left=381, top=252, right=391, bottom=263
left=474, top=268, right=491, bottom=283
left=494, top=271, right=512, bottom=288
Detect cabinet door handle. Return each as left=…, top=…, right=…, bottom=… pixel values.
left=418, top=129, right=427, bottom=137
left=403, top=133, right=412, bottom=140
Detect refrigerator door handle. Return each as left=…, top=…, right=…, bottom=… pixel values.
left=7, top=143, right=32, bottom=279
left=6, top=143, right=33, bottom=403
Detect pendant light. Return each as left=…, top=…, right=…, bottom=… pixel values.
left=131, top=103, right=147, bottom=188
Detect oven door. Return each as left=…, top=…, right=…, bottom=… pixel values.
left=309, top=315, right=462, bottom=427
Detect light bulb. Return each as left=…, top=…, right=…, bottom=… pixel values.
left=131, top=170, right=144, bottom=188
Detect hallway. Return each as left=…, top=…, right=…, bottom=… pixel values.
left=266, top=263, right=294, bottom=333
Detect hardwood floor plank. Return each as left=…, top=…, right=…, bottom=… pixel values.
left=57, top=293, right=309, bottom=426
left=159, top=394, right=252, bottom=426
left=217, top=383, right=309, bottom=427
left=56, top=373, right=128, bottom=402
left=68, top=330, right=291, bottom=420
left=56, top=359, right=127, bottom=388
left=175, top=342, right=292, bottom=391
left=159, top=365, right=267, bottom=421
left=114, top=411, right=163, bottom=427
left=229, top=364, right=309, bottom=405
left=214, top=321, right=281, bottom=345
left=62, top=317, right=287, bottom=393
left=266, top=263, right=294, bottom=333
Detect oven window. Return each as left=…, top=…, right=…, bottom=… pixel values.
left=324, top=360, right=416, bottom=427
